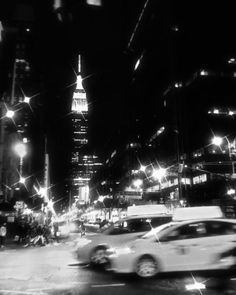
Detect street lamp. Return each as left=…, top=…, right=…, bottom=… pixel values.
left=212, top=136, right=235, bottom=174
left=19, top=176, right=26, bottom=184
left=227, top=188, right=235, bottom=196
left=212, top=136, right=223, bottom=147
left=152, top=167, right=167, bottom=181
left=133, top=179, right=143, bottom=188
left=133, top=178, right=143, bottom=200
left=13, top=142, right=27, bottom=175
left=139, top=165, right=147, bottom=173
left=6, top=110, right=15, bottom=118
left=24, top=96, right=31, bottom=104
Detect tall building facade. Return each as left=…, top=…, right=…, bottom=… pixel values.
left=70, top=55, right=102, bottom=204
left=0, top=18, right=37, bottom=207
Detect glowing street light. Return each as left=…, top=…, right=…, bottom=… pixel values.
left=86, top=0, right=102, bottom=7
left=139, top=165, right=146, bottom=173
left=212, top=136, right=235, bottom=174
left=39, top=187, right=47, bottom=197
left=14, top=142, right=27, bottom=159
left=227, top=188, right=235, bottom=195
left=13, top=142, right=27, bottom=176
left=24, top=96, right=31, bottom=104
left=200, top=69, right=209, bottom=76
left=211, top=136, right=223, bottom=146
left=228, top=57, right=236, bottom=64
left=19, top=177, right=26, bottom=184
left=6, top=110, right=15, bottom=118
left=152, top=167, right=167, bottom=181
left=134, top=59, right=141, bottom=71
left=133, top=179, right=143, bottom=188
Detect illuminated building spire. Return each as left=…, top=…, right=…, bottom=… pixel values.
left=78, top=54, right=81, bottom=73
left=72, top=54, right=88, bottom=112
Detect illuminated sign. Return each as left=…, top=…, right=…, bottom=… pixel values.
left=193, top=174, right=207, bottom=184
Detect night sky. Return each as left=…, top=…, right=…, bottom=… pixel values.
left=1, top=0, right=236, bottom=189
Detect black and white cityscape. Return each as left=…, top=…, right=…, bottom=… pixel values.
left=1, top=1, right=236, bottom=294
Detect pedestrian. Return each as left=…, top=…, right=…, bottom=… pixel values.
left=80, top=221, right=86, bottom=237
left=0, top=223, right=7, bottom=248
left=19, top=222, right=28, bottom=245
left=35, top=224, right=45, bottom=246
left=43, top=224, right=51, bottom=244
left=53, top=222, right=60, bottom=243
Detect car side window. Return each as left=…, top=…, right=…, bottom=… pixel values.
left=113, top=218, right=153, bottom=233
left=206, top=221, right=236, bottom=236
left=164, top=222, right=207, bottom=241
left=180, top=223, right=207, bottom=239
left=127, top=219, right=148, bottom=232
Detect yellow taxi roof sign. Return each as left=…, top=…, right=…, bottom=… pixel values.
left=172, top=206, right=224, bottom=221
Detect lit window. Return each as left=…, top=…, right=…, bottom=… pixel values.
left=228, top=58, right=236, bottom=64
left=193, top=174, right=207, bottom=184
left=200, top=69, right=208, bottom=76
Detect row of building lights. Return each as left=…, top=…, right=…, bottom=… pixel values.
left=1, top=93, right=55, bottom=208
left=131, top=135, right=235, bottom=193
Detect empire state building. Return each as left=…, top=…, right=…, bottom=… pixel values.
left=71, top=55, right=90, bottom=202
left=70, top=55, right=102, bottom=203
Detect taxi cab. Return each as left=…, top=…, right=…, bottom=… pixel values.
left=108, top=206, right=236, bottom=277
left=75, top=205, right=172, bottom=266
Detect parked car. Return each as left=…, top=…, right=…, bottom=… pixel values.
left=75, top=212, right=172, bottom=266
left=108, top=218, right=236, bottom=278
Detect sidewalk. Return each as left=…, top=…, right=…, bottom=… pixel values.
left=0, top=237, right=20, bottom=250
left=0, top=232, right=91, bottom=250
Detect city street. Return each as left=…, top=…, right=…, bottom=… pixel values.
left=1, top=2, right=236, bottom=295
left=0, top=234, right=235, bottom=295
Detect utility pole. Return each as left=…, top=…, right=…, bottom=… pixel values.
left=69, top=190, right=72, bottom=210
left=0, top=57, right=17, bottom=202
left=11, top=59, right=17, bottom=105
left=0, top=101, right=5, bottom=201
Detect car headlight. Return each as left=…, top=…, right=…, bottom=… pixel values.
left=106, top=248, right=117, bottom=255
left=220, top=256, right=236, bottom=266
left=107, top=247, right=135, bottom=256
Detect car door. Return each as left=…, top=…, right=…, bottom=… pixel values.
left=158, top=221, right=210, bottom=272
left=202, top=220, right=236, bottom=268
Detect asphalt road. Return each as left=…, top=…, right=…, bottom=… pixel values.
left=0, top=235, right=235, bottom=295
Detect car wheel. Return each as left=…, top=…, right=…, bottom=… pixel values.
left=136, top=255, right=159, bottom=278
left=90, top=246, right=108, bottom=266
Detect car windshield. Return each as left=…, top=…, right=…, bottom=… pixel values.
left=141, top=222, right=177, bottom=239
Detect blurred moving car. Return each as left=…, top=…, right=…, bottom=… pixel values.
left=75, top=212, right=172, bottom=266
left=108, top=218, right=236, bottom=278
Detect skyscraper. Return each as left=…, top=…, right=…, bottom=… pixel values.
left=71, top=55, right=101, bottom=204
left=0, top=19, right=38, bottom=206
